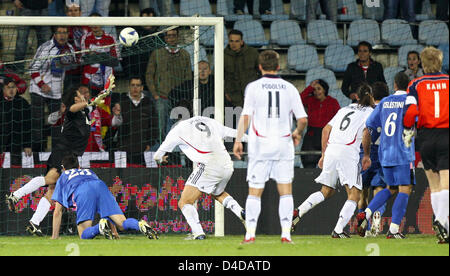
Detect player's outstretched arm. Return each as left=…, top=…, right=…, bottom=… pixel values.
left=69, top=90, right=89, bottom=113
left=51, top=202, right=64, bottom=239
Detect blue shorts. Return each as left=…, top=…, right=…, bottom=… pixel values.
left=361, top=161, right=387, bottom=189
left=382, top=164, right=416, bottom=187
left=73, top=180, right=123, bottom=225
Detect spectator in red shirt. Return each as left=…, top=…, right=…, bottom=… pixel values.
left=0, top=63, right=28, bottom=95
left=300, top=79, right=340, bottom=168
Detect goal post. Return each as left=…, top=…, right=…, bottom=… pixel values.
left=0, top=15, right=225, bottom=237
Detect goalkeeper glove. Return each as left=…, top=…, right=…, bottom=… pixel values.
left=402, top=127, right=415, bottom=148
left=88, top=74, right=115, bottom=106
left=88, top=91, right=109, bottom=106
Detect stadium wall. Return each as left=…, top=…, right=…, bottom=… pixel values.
left=0, top=168, right=433, bottom=236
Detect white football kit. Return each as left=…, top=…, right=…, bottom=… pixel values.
left=154, top=116, right=246, bottom=195
left=241, top=75, right=307, bottom=186
left=315, top=103, right=374, bottom=190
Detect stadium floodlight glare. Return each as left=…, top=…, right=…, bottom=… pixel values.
left=0, top=15, right=225, bottom=237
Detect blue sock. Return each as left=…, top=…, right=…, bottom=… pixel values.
left=81, top=224, right=100, bottom=239
left=367, top=188, right=392, bottom=214
left=391, top=192, right=409, bottom=225
left=123, top=218, right=140, bottom=231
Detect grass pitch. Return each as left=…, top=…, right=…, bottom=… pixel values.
left=0, top=234, right=447, bottom=256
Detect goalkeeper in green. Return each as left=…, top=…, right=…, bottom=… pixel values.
left=5, top=76, right=114, bottom=236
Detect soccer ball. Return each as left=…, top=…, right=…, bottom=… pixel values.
left=119, top=27, right=139, bottom=47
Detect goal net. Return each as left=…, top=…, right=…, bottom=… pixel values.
left=0, top=15, right=226, bottom=237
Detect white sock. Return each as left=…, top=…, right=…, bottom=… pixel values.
left=431, top=192, right=439, bottom=219
left=30, top=197, right=51, bottom=226
left=222, top=196, right=244, bottom=220
left=334, top=200, right=357, bottom=234
left=298, top=191, right=325, bottom=218
left=245, top=195, right=261, bottom=240
left=389, top=223, right=400, bottom=234
left=13, top=176, right=46, bottom=199
left=365, top=207, right=373, bottom=219
left=437, top=190, right=449, bottom=232
left=279, top=195, right=293, bottom=240
left=181, top=204, right=204, bottom=236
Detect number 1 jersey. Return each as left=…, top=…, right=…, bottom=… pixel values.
left=242, top=75, right=307, bottom=161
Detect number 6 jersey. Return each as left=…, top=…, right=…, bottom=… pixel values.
left=365, top=91, right=415, bottom=167
left=327, top=103, right=373, bottom=159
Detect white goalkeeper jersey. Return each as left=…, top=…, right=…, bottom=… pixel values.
left=242, top=75, right=307, bottom=161
left=326, top=103, right=374, bottom=158
left=154, top=116, right=246, bottom=168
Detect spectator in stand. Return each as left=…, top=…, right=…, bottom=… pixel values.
left=112, top=77, right=159, bottom=165
left=233, top=0, right=272, bottom=15
left=341, top=41, right=386, bottom=103
left=29, top=26, right=76, bottom=152
left=404, top=50, right=424, bottom=81
left=0, top=77, right=32, bottom=166
left=49, top=0, right=65, bottom=16
left=300, top=79, right=340, bottom=168
left=146, top=28, right=192, bottom=139
left=81, top=0, right=110, bottom=17
left=169, top=60, right=214, bottom=116
left=121, top=8, right=160, bottom=93
left=0, top=62, right=27, bottom=95
left=224, top=29, right=259, bottom=108
left=306, top=0, right=338, bottom=23
left=12, top=0, right=52, bottom=73
left=64, top=0, right=90, bottom=93
left=48, top=85, right=107, bottom=152
left=383, top=0, right=417, bottom=38
left=81, top=12, right=120, bottom=97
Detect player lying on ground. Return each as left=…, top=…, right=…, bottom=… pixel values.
left=357, top=72, right=416, bottom=240
left=5, top=75, right=114, bottom=236
left=291, top=84, right=374, bottom=238
left=154, top=116, right=247, bottom=240
left=51, top=154, right=158, bottom=240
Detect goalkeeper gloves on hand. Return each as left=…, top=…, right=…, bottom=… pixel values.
left=88, top=74, right=115, bottom=106
left=402, top=127, right=415, bottom=148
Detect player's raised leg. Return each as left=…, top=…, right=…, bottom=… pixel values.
left=292, top=185, right=334, bottom=232
left=213, top=191, right=245, bottom=227
left=179, top=185, right=205, bottom=240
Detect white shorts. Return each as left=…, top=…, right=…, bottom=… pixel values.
left=314, top=146, right=362, bottom=190
left=186, top=163, right=233, bottom=196
left=247, top=159, right=294, bottom=189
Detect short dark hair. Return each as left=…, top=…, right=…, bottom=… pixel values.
left=129, top=76, right=143, bottom=84
left=316, top=79, right=329, bottom=96
left=357, top=41, right=373, bottom=53
left=61, top=154, right=79, bottom=170
left=394, top=72, right=410, bottom=91
left=140, top=7, right=155, bottom=16
left=62, top=84, right=89, bottom=109
left=228, top=29, right=243, bottom=39
left=371, top=82, right=389, bottom=101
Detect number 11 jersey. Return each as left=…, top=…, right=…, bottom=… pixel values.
left=242, top=75, right=307, bottom=161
